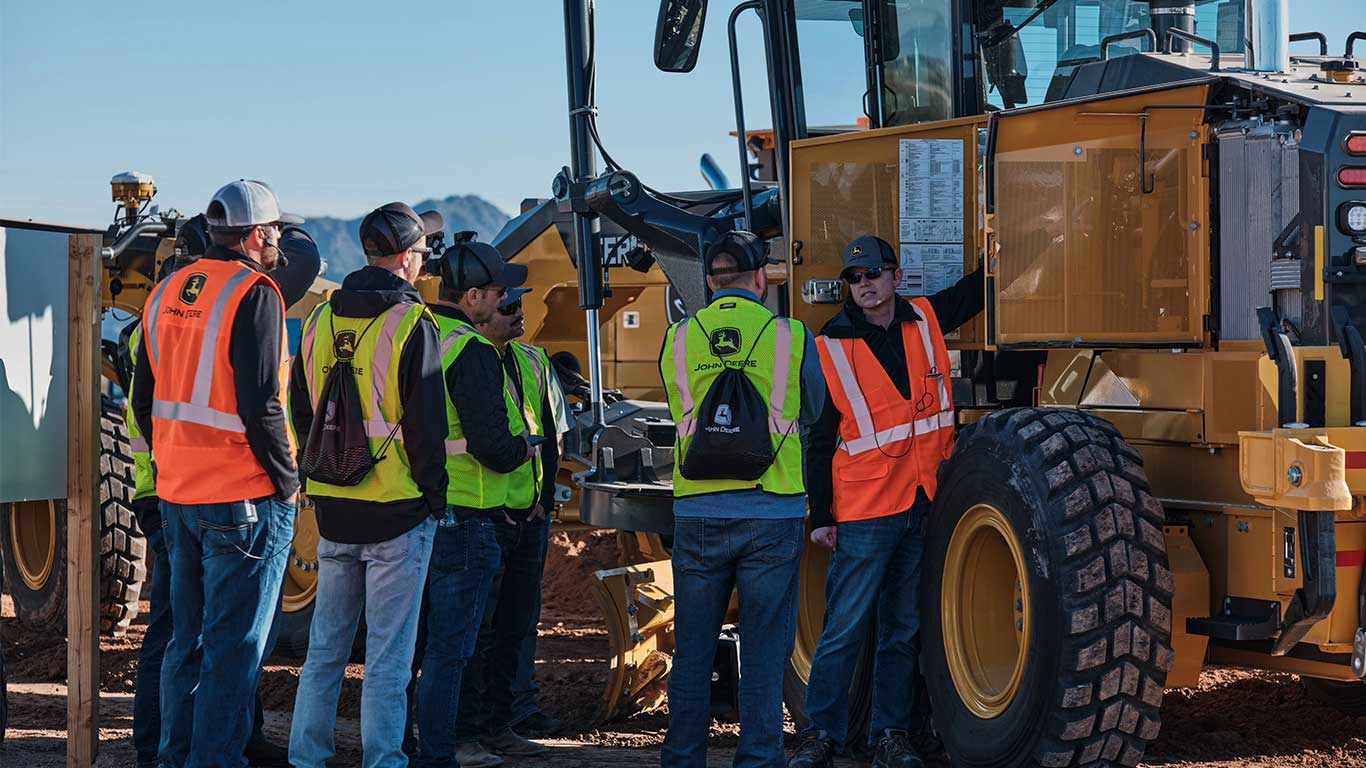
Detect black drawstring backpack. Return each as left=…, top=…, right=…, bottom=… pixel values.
left=299, top=310, right=400, bottom=486
left=678, top=315, right=792, bottom=482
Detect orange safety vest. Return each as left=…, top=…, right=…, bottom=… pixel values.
left=141, top=258, right=292, bottom=504
left=816, top=297, right=954, bottom=523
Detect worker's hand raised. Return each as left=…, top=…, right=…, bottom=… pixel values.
left=810, top=526, right=837, bottom=550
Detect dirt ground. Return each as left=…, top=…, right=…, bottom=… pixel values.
left=5, top=529, right=1366, bottom=767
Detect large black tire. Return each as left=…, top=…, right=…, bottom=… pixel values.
left=99, top=398, right=147, bottom=635
left=1, top=398, right=146, bottom=636
left=923, top=408, right=1174, bottom=768
left=1302, top=677, right=1366, bottom=715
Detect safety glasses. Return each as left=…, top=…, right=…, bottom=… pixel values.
left=497, top=298, right=523, bottom=316
left=845, top=266, right=888, bottom=284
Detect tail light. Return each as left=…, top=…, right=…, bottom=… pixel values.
left=1347, top=132, right=1366, bottom=155
left=1339, top=167, right=1366, bottom=188
left=1343, top=202, right=1366, bottom=236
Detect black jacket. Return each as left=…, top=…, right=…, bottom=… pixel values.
left=290, top=266, right=448, bottom=543
left=807, top=267, right=984, bottom=528
left=132, top=245, right=299, bottom=501
left=429, top=304, right=530, bottom=517
left=502, top=345, right=560, bottom=513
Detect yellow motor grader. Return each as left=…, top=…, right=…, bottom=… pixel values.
left=549, top=0, right=1366, bottom=764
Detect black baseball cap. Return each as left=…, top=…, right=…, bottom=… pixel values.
left=842, top=235, right=898, bottom=275
left=703, top=230, right=779, bottom=275
left=440, top=241, right=528, bottom=292
left=359, top=202, right=444, bottom=258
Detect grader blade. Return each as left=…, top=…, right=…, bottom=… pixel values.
left=590, top=559, right=675, bottom=724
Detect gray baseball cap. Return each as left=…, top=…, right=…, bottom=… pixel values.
left=842, top=235, right=898, bottom=275
left=205, top=180, right=303, bottom=229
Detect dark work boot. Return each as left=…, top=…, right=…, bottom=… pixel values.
left=243, top=732, right=291, bottom=767
left=788, top=731, right=835, bottom=768
left=872, top=729, right=925, bottom=768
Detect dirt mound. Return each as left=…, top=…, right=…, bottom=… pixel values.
left=540, top=529, right=623, bottom=620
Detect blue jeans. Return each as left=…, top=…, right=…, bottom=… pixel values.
left=159, top=496, right=294, bottom=768
left=661, top=516, right=804, bottom=768
left=414, top=513, right=502, bottom=768
left=132, top=498, right=171, bottom=768
left=801, top=497, right=928, bottom=749
left=289, top=516, right=436, bottom=768
left=456, top=514, right=551, bottom=740
left=509, top=516, right=552, bottom=726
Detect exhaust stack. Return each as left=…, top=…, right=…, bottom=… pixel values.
left=1148, top=0, right=1195, bottom=53
left=1248, top=0, right=1290, bottom=72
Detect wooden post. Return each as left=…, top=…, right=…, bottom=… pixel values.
left=66, top=233, right=100, bottom=767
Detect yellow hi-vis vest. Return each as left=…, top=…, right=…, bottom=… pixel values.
left=505, top=341, right=553, bottom=511
left=297, top=300, right=434, bottom=502
left=124, top=326, right=157, bottom=501
left=435, top=313, right=527, bottom=510
left=659, top=295, right=806, bottom=498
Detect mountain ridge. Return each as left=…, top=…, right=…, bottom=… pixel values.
left=306, top=194, right=510, bottom=277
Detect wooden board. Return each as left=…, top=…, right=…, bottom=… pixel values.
left=66, top=234, right=100, bottom=767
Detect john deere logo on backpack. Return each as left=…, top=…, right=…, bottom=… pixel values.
left=714, top=403, right=732, bottom=426
left=709, top=327, right=741, bottom=357
left=334, top=330, right=357, bottom=361
left=180, top=273, right=208, bottom=304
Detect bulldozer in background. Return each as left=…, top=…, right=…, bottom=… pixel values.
left=547, top=0, right=1366, bottom=764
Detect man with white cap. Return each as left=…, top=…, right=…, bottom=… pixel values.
left=131, top=179, right=301, bottom=768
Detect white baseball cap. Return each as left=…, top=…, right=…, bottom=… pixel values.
left=205, top=179, right=304, bottom=229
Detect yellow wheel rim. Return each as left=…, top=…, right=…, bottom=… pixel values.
left=942, top=503, right=1031, bottom=719
left=791, top=530, right=832, bottom=682
left=281, top=498, right=320, bottom=613
left=8, top=500, right=56, bottom=591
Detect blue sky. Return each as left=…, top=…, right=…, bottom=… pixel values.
left=0, top=1, right=1356, bottom=226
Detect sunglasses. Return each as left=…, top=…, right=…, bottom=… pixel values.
left=845, top=266, right=888, bottom=284
left=497, top=298, right=523, bottom=316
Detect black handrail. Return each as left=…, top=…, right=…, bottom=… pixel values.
left=1290, top=32, right=1329, bottom=56
left=1167, top=28, right=1221, bottom=71
left=1101, top=29, right=1157, bottom=60
left=1348, top=32, right=1366, bottom=59
left=726, top=0, right=764, bottom=231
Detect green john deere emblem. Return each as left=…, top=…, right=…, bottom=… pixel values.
left=709, top=327, right=742, bottom=357
left=180, top=273, right=208, bottom=304
left=334, top=330, right=358, bottom=361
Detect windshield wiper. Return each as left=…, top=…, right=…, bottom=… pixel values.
left=979, top=0, right=1062, bottom=48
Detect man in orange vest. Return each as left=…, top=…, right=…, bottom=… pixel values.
left=131, top=180, right=301, bottom=768
left=788, top=235, right=982, bottom=768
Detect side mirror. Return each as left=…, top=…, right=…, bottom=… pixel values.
left=654, top=0, right=708, bottom=73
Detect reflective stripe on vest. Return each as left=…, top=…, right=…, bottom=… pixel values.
left=435, top=313, right=525, bottom=509
left=660, top=297, right=807, bottom=498
left=815, top=297, right=955, bottom=521
left=818, top=309, right=952, bottom=457
left=300, top=300, right=430, bottom=503
left=141, top=259, right=289, bottom=504
left=669, top=317, right=796, bottom=438
left=145, top=265, right=256, bottom=433
left=302, top=302, right=411, bottom=443
left=123, top=324, right=157, bottom=500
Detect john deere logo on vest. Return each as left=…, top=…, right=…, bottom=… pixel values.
left=180, top=273, right=208, bottom=304
left=709, top=327, right=741, bottom=357
left=334, top=330, right=358, bottom=361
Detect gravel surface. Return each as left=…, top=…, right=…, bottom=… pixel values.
left=5, top=531, right=1366, bottom=767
